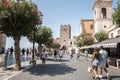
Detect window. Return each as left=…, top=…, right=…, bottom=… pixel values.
left=111, top=33, right=113, bottom=38
left=102, top=8, right=107, bottom=19
left=70, top=42, right=72, bottom=45
left=104, top=25, right=106, bottom=28
left=118, top=30, right=120, bottom=35
left=90, top=25, right=93, bottom=29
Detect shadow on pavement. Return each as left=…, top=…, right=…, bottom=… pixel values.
left=23, top=63, right=76, bottom=76
left=99, top=75, right=120, bottom=80
left=109, top=75, right=120, bottom=80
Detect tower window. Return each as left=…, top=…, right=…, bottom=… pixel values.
left=104, top=26, right=106, bottom=28
left=90, top=25, right=93, bottom=29
left=102, top=8, right=107, bottom=19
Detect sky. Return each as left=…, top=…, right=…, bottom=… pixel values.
left=6, top=0, right=118, bottom=49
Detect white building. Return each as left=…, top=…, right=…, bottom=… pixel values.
left=93, top=0, right=113, bottom=34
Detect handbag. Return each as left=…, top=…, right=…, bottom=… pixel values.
left=87, top=66, right=92, bottom=73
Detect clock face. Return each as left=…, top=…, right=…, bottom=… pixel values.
left=63, top=28, right=67, bottom=32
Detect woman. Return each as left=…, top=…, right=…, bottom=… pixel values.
left=54, top=49, right=57, bottom=61
left=91, top=48, right=100, bottom=80
left=59, top=49, right=64, bottom=62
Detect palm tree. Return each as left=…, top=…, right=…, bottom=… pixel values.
left=0, top=0, right=42, bottom=70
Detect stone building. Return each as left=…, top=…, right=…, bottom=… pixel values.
left=59, top=24, right=71, bottom=49
left=80, top=19, right=94, bottom=35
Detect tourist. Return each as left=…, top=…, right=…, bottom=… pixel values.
left=77, top=50, right=80, bottom=60
left=41, top=49, right=47, bottom=64
left=98, top=46, right=110, bottom=79
left=54, top=49, right=57, bottom=61
left=84, top=49, right=88, bottom=61
left=91, top=48, right=100, bottom=80
left=59, top=48, right=64, bottom=62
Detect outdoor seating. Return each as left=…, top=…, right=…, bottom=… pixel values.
left=108, top=57, right=116, bottom=66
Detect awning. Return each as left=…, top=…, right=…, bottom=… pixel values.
left=90, top=37, right=120, bottom=48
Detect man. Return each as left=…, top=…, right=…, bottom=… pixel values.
left=98, top=46, right=110, bottom=79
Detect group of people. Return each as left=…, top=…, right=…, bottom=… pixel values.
left=41, top=48, right=64, bottom=64
left=91, top=46, right=109, bottom=79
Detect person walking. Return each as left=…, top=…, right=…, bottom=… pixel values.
left=98, top=46, right=110, bottom=79
left=59, top=48, right=64, bottom=62
left=41, top=49, right=47, bottom=64
left=77, top=50, right=80, bottom=60
left=54, top=49, right=57, bottom=61
left=84, top=49, right=88, bottom=61
left=5, top=48, right=9, bottom=69
left=70, top=49, right=74, bottom=59
left=10, top=46, right=14, bottom=56
left=91, top=48, right=100, bottom=80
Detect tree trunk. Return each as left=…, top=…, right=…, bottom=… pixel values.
left=14, top=36, right=21, bottom=71
left=38, top=43, right=42, bottom=56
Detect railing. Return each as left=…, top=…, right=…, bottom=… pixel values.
left=80, top=53, right=92, bottom=59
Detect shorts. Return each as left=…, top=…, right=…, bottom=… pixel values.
left=41, top=58, right=46, bottom=62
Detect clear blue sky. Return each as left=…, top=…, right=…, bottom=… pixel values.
left=6, top=0, right=118, bottom=49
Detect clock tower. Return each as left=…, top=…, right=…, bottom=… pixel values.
left=60, top=24, right=71, bottom=49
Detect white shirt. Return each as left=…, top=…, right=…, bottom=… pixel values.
left=41, top=51, right=47, bottom=58
left=59, top=50, right=64, bottom=56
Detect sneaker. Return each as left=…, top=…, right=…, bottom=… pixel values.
left=107, top=73, right=110, bottom=78
left=99, top=75, right=103, bottom=78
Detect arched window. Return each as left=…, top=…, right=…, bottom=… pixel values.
left=102, top=8, right=107, bottom=19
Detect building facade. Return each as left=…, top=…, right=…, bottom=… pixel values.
left=80, top=19, right=94, bottom=35
left=59, top=24, right=71, bottom=49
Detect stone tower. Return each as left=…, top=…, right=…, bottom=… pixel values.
left=93, top=0, right=113, bottom=33
left=60, top=24, right=71, bottom=49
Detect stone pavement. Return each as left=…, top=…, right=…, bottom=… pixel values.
left=0, top=54, right=120, bottom=80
